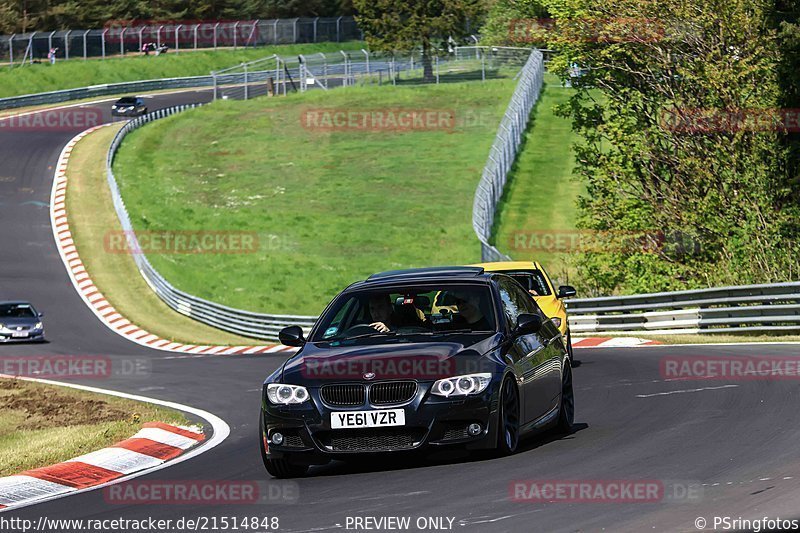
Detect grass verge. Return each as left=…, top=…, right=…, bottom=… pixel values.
left=113, top=79, right=517, bottom=315
left=492, top=72, right=583, bottom=286
left=613, top=334, right=800, bottom=345
left=0, top=42, right=363, bottom=98
left=0, top=377, right=187, bottom=475
left=66, top=124, right=260, bottom=345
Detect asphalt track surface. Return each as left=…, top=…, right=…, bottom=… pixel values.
left=2, top=91, right=800, bottom=532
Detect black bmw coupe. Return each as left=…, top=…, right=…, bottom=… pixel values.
left=260, top=266, right=574, bottom=478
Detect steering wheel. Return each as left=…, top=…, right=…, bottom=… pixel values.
left=342, top=324, right=382, bottom=336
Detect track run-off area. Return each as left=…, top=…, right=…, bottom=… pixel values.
left=2, top=92, right=800, bottom=532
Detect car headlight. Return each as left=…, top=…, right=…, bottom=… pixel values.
left=0, top=323, right=4, bottom=330
left=431, top=373, right=492, bottom=397
left=266, top=384, right=310, bottom=405
left=34, top=322, right=43, bottom=330
left=551, top=317, right=562, bottom=328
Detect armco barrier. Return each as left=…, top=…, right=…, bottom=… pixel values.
left=565, top=282, right=800, bottom=335
left=106, top=105, right=317, bottom=341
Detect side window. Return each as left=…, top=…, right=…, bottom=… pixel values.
left=510, top=283, right=539, bottom=316
left=498, top=279, right=523, bottom=330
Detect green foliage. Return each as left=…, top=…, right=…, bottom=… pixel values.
left=541, top=0, right=800, bottom=294
left=0, top=0, right=356, bottom=33
left=481, top=0, right=550, bottom=45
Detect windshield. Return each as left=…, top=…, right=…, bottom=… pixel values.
left=312, top=284, right=496, bottom=342
left=0, top=304, right=36, bottom=319
left=117, top=98, right=137, bottom=104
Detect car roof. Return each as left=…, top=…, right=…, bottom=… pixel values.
left=346, top=266, right=493, bottom=290
left=470, top=261, right=543, bottom=271
left=0, top=301, right=33, bottom=307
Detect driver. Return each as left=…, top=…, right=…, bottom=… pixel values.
left=368, top=294, right=395, bottom=333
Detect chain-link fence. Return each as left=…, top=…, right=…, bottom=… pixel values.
left=1, top=17, right=361, bottom=65
left=211, top=46, right=532, bottom=100
left=472, top=49, right=545, bottom=261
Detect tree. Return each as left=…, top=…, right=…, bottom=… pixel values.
left=353, top=0, right=483, bottom=80
left=542, top=0, right=800, bottom=293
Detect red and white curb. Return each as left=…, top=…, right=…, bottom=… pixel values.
left=50, top=124, right=297, bottom=356
left=0, top=422, right=204, bottom=510
left=0, top=375, right=230, bottom=512
left=573, top=337, right=662, bottom=348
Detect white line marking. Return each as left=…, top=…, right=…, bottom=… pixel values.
left=0, top=375, right=230, bottom=513
left=636, top=384, right=739, bottom=398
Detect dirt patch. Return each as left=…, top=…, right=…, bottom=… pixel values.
left=0, top=381, right=134, bottom=430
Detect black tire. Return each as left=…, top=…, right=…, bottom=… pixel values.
left=555, top=362, right=574, bottom=434
left=259, top=412, right=308, bottom=478
left=495, top=377, right=520, bottom=456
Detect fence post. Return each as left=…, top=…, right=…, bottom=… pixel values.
left=213, top=22, right=219, bottom=49
left=233, top=22, right=239, bottom=49
left=248, top=20, right=259, bottom=47
left=193, top=24, right=199, bottom=50
left=48, top=31, right=54, bottom=54
left=138, top=27, right=144, bottom=53
left=336, top=16, right=342, bottom=42
left=212, top=71, right=217, bottom=101
left=292, top=18, right=298, bottom=43
left=435, top=55, right=439, bottom=84
left=64, top=30, right=70, bottom=60
left=313, top=17, right=318, bottom=42
left=7, top=35, right=12, bottom=66
left=157, top=25, right=163, bottom=47
left=82, top=30, right=88, bottom=60
left=273, top=20, right=278, bottom=44
left=340, top=50, right=348, bottom=87
left=120, top=28, right=126, bottom=55
left=175, top=24, right=181, bottom=53
left=481, top=53, right=485, bottom=82
left=362, top=49, right=369, bottom=76
left=101, top=28, right=108, bottom=58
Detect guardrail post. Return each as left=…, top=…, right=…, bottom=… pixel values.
left=243, top=63, right=249, bottom=99
left=340, top=50, right=348, bottom=87
left=212, top=71, right=217, bottom=101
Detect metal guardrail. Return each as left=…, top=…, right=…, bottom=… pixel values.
left=472, top=49, right=545, bottom=261
left=106, top=105, right=317, bottom=341
left=0, top=74, right=222, bottom=111
left=566, top=282, right=800, bottom=335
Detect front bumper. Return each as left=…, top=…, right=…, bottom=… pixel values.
left=262, top=380, right=501, bottom=464
left=0, top=329, right=45, bottom=343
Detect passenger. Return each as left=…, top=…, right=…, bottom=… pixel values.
left=453, top=291, right=493, bottom=331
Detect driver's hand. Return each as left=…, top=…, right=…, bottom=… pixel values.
left=369, top=322, right=390, bottom=333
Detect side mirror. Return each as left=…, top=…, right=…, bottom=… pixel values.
left=278, top=325, right=306, bottom=347
left=38, top=312, right=44, bottom=318
left=557, top=285, right=577, bottom=299
left=515, top=313, right=543, bottom=336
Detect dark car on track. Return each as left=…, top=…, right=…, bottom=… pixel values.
left=0, top=301, right=45, bottom=343
left=260, top=266, right=574, bottom=478
left=111, top=97, right=148, bottom=117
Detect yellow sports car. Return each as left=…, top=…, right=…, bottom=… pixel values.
left=472, top=261, right=576, bottom=361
